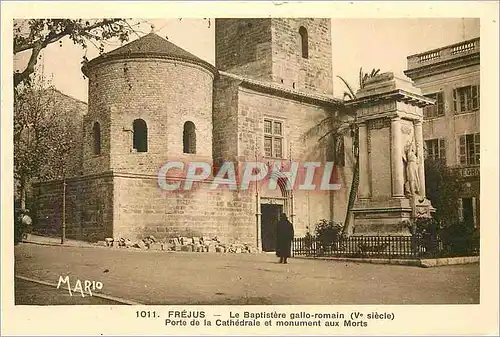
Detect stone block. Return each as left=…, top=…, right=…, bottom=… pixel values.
left=134, top=240, right=146, bottom=249
left=97, top=240, right=108, bottom=247
left=181, top=244, right=193, bottom=252
left=150, top=242, right=163, bottom=251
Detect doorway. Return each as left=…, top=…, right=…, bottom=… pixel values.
left=461, top=197, right=479, bottom=228
left=462, top=197, right=474, bottom=226
left=261, top=204, right=283, bottom=252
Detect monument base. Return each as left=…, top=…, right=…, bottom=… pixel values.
left=351, top=197, right=435, bottom=236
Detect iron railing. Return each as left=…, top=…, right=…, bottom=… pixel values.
left=293, top=234, right=478, bottom=259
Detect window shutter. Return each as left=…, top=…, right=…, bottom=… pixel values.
left=439, top=139, right=446, bottom=162
left=459, top=135, right=466, bottom=164
left=423, top=106, right=430, bottom=118
left=452, top=89, right=457, bottom=113
left=457, top=198, right=464, bottom=222
left=437, top=92, right=444, bottom=115
left=472, top=85, right=479, bottom=109
left=466, top=86, right=472, bottom=111
left=477, top=84, right=480, bottom=108
left=474, top=133, right=480, bottom=164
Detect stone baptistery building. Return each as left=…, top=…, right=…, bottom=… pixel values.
left=34, top=18, right=433, bottom=250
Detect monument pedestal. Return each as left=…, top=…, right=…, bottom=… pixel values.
left=351, top=197, right=434, bottom=236
left=346, top=72, right=435, bottom=236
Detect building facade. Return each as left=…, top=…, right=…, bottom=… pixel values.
left=404, top=37, right=480, bottom=228
left=33, top=18, right=354, bottom=249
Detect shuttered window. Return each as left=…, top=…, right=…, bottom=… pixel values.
left=453, top=85, right=480, bottom=113
left=459, top=133, right=480, bottom=165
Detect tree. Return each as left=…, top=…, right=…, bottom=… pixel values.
left=424, top=158, right=462, bottom=225
left=14, top=74, right=80, bottom=209
left=13, top=19, right=138, bottom=87
left=307, top=68, right=380, bottom=236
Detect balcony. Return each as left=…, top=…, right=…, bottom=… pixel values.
left=406, top=37, right=480, bottom=71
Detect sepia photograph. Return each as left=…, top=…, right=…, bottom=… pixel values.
left=3, top=1, right=499, bottom=336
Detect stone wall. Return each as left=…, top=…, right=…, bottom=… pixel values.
left=33, top=172, right=257, bottom=245
left=271, top=18, right=333, bottom=95
left=212, top=75, right=240, bottom=169
left=235, top=86, right=348, bottom=236
left=113, top=174, right=256, bottom=244
left=83, top=58, right=214, bottom=176
left=215, top=18, right=333, bottom=95
left=215, top=19, right=273, bottom=82
left=32, top=173, right=114, bottom=241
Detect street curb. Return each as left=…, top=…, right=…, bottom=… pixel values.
left=22, top=239, right=96, bottom=249
left=419, top=256, right=480, bottom=268
left=15, top=275, right=143, bottom=305
left=294, top=256, right=480, bottom=267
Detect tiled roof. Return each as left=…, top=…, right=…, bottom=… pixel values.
left=220, top=71, right=342, bottom=107
left=83, top=33, right=217, bottom=75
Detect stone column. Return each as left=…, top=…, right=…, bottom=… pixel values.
left=358, top=123, right=370, bottom=199
left=391, top=117, right=405, bottom=197
left=414, top=120, right=426, bottom=197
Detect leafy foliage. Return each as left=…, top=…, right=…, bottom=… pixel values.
left=314, top=219, right=344, bottom=247
left=13, top=19, right=139, bottom=87
left=14, top=74, right=82, bottom=208
left=410, top=217, right=478, bottom=257
left=439, top=221, right=479, bottom=256
left=424, top=159, right=462, bottom=225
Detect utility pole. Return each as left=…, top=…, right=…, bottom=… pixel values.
left=61, top=177, right=66, bottom=244
left=60, top=153, right=68, bottom=245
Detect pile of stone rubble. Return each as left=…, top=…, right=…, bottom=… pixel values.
left=99, top=235, right=258, bottom=253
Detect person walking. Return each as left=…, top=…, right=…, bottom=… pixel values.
left=276, top=213, right=294, bottom=264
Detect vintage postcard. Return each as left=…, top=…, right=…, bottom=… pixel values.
left=2, top=1, right=499, bottom=336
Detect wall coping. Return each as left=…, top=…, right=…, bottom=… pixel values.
left=219, top=71, right=342, bottom=108
left=346, top=88, right=435, bottom=109
left=404, top=50, right=480, bottom=81
left=33, top=170, right=258, bottom=190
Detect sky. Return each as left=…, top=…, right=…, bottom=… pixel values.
left=14, top=18, right=480, bottom=102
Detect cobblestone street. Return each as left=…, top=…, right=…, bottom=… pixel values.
left=14, top=243, right=479, bottom=305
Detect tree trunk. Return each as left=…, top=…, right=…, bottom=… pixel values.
left=343, top=130, right=360, bottom=237
left=342, top=158, right=359, bottom=236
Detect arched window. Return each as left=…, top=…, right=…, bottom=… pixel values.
left=183, top=121, right=196, bottom=154
left=93, top=122, right=101, bottom=155
left=299, top=26, right=309, bottom=59
left=133, top=119, right=148, bottom=152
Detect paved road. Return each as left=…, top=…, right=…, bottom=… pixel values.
left=15, top=278, right=123, bottom=305
left=14, top=243, right=479, bottom=305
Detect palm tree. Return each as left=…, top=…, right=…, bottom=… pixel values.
left=307, top=67, right=380, bottom=236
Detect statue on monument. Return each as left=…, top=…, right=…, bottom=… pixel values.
left=403, top=140, right=421, bottom=197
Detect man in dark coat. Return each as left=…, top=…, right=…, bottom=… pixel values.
left=276, top=213, right=294, bottom=264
